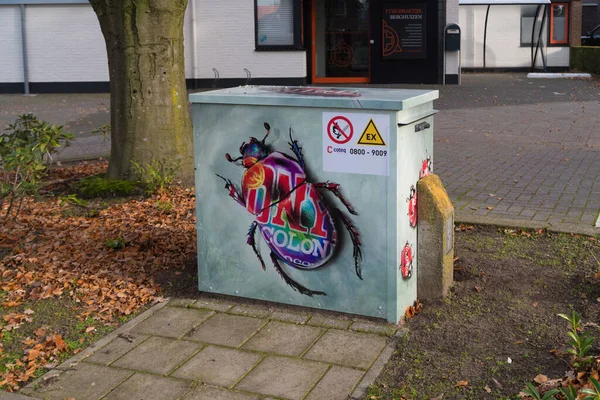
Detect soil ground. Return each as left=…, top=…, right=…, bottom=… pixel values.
left=368, top=225, right=600, bottom=400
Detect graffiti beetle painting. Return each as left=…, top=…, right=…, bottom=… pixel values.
left=217, top=122, right=362, bottom=297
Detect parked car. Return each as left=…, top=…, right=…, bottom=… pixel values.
left=582, top=24, right=600, bottom=46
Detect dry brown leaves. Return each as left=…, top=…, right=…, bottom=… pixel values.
left=0, top=162, right=197, bottom=390
left=0, top=331, right=68, bottom=391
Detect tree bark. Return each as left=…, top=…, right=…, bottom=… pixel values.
left=90, top=0, right=193, bottom=182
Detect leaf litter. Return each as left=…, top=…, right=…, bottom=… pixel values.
left=0, top=161, right=196, bottom=390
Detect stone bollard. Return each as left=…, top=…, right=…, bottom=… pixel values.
left=417, top=174, right=454, bottom=300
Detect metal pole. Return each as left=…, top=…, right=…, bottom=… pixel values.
left=20, top=4, right=29, bottom=95
left=483, top=5, right=490, bottom=68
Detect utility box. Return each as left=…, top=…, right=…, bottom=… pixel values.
left=445, top=24, right=461, bottom=51
left=190, top=86, right=438, bottom=323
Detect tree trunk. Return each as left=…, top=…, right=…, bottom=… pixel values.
left=90, top=0, right=193, bottom=182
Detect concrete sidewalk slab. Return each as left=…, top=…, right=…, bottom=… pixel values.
left=20, top=298, right=399, bottom=400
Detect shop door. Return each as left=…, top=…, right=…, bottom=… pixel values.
left=369, top=0, right=442, bottom=84
left=311, top=0, right=370, bottom=83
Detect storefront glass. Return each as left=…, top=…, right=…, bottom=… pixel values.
left=313, top=0, right=370, bottom=82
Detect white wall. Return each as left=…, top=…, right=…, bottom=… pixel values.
left=190, top=0, right=307, bottom=79
left=2, top=0, right=306, bottom=85
left=459, top=4, right=570, bottom=68
left=25, top=4, right=109, bottom=82
left=0, top=6, right=24, bottom=83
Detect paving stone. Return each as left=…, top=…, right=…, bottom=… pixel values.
left=172, top=345, right=262, bottom=386
left=131, top=307, right=213, bottom=338
left=242, top=321, right=323, bottom=356
left=167, top=298, right=196, bottom=308
left=349, top=321, right=397, bottom=336
left=85, top=333, right=148, bottom=365
left=270, top=311, right=309, bottom=324
left=229, top=304, right=271, bottom=318
left=112, top=336, right=202, bottom=375
left=306, top=316, right=352, bottom=329
left=103, top=373, right=191, bottom=400
left=30, top=363, right=132, bottom=400
left=190, top=298, right=234, bottom=312
left=186, top=313, right=266, bottom=347
left=182, top=385, right=259, bottom=400
left=0, top=393, right=37, bottom=399
left=235, top=356, right=328, bottom=400
left=305, top=366, right=364, bottom=400
left=304, top=329, right=387, bottom=369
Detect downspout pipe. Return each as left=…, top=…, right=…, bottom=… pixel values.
left=20, top=4, right=29, bottom=95
left=190, top=0, right=198, bottom=89
left=483, top=4, right=490, bottom=68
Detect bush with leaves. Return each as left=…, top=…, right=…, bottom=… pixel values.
left=0, top=114, right=73, bottom=219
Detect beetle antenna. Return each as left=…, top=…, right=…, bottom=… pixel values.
left=262, top=122, right=271, bottom=144
left=225, top=153, right=243, bottom=163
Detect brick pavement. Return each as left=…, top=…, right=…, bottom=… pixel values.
left=19, top=298, right=398, bottom=400
left=1, top=73, right=599, bottom=231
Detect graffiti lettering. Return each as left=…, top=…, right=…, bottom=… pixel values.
left=262, top=226, right=331, bottom=262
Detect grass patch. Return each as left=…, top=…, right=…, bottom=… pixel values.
left=370, top=225, right=600, bottom=400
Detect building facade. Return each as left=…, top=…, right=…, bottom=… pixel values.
left=0, top=0, right=460, bottom=93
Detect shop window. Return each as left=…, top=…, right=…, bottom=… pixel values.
left=520, top=5, right=540, bottom=46
left=550, top=3, right=569, bottom=45
left=255, top=0, right=303, bottom=50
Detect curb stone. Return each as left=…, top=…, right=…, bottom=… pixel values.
left=455, top=211, right=600, bottom=236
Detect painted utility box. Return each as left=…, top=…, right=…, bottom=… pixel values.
left=190, top=86, right=438, bottom=323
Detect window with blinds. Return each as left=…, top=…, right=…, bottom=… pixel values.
left=256, top=0, right=295, bottom=46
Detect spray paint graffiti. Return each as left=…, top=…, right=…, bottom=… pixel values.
left=407, top=185, right=417, bottom=228
left=217, top=123, right=362, bottom=297
left=400, top=242, right=413, bottom=279
left=419, top=152, right=432, bottom=179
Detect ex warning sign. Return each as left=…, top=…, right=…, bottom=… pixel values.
left=357, top=119, right=386, bottom=145
left=323, top=112, right=390, bottom=176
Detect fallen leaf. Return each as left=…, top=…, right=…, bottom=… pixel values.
left=23, top=309, right=34, bottom=315
left=507, top=357, right=512, bottom=364
left=534, top=374, right=548, bottom=384
left=484, top=385, right=492, bottom=393
left=486, top=206, right=494, bottom=210
left=474, top=286, right=482, bottom=292
left=594, top=272, right=600, bottom=280
left=85, top=326, right=95, bottom=333
left=532, top=302, right=538, bottom=308
left=456, top=380, right=468, bottom=387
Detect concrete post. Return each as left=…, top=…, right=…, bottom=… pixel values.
left=417, top=174, right=454, bottom=301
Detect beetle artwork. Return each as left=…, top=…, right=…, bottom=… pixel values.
left=419, top=152, right=432, bottom=179
left=400, top=242, right=413, bottom=279
left=216, top=122, right=362, bottom=297
left=407, top=185, right=417, bottom=228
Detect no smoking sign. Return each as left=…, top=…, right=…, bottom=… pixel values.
left=327, top=116, right=353, bottom=144
left=323, top=112, right=390, bottom=177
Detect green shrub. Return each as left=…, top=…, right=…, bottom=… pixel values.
left=0, top=114, right=73, bottom=219
left=77, top=175, right=139, bottom=198
left=570, top=46, right=600, bottom=75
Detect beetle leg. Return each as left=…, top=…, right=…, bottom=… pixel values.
left=270, top=252, right=326, bottom=297
left=215, top=174, right=245, bottom=207
left=247, top=222, right=266, bottom=271
left=334, top=208, right=363, bottom=280
left=315, top=182, right=358, bottom=215
left=288, top=128, right=306, bottom=170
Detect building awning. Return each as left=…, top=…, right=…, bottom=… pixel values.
left=459, top=0, right=550, bottom=4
